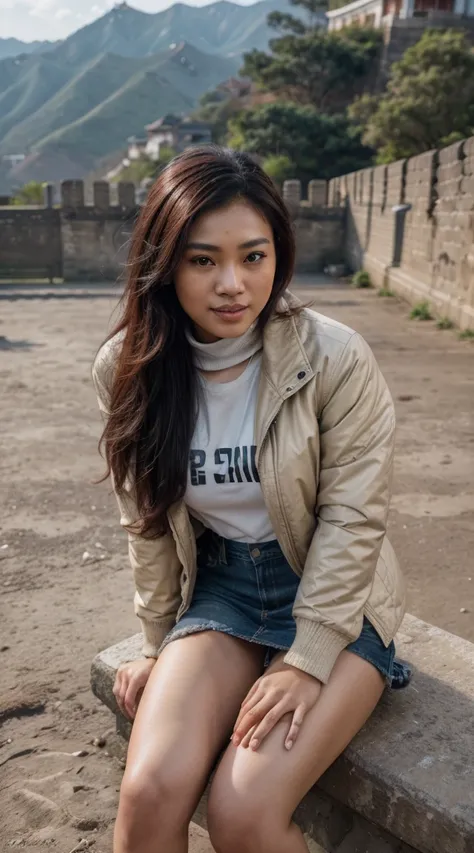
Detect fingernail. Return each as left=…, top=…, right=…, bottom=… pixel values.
left=250, top=740, right=259, bottom=750
left=285, top=740, right=293, bottom=750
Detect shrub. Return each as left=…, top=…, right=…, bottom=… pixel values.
left=410, top=301, right=432, bottom=321
left=436, top=317, right=454, bottom=330
left=352, top=270, right=372, bottom=288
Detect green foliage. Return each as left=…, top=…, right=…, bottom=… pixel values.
left=262, top=154, right=294, bottom=186
left=350, top=30, right=474, bottom=162
left=241, top=26, right=382, bottom=112
left=352, top=270, right=372, bottom=289
left=436, top=316, right=454, bottom=330
left=199, top=89, right=226, bottom=107
left=11, top=181, right=44, bottom=205
left=267, top=0, right=327, bottom=36
left=155, top=145, right=176, bottom=167
left=459, top=328, right=474, bottom=340
left=228, top=102, right=373, bottom=183
left=113, top=148, right=176, bottom=185
left=193, top=90, right=243, bottom=145
left=410, top=301, right=432, bottom=321
left=378, top=287, right=395, bottom=297
left=112, top=156, right=157, bottom=185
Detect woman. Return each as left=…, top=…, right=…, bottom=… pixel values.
left=93, top=146, right=408, bottom=853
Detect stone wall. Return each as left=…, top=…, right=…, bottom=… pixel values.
left=0, top=178, right=345, bottom=282
left=60, top=180, right=136, bottom=282
left=334, top=135, right=474, bottom=329
left=0, top=207, right=62, bottom=281
left=282, top=179, right=345, bottom=272
left=383, top=16, right=474, bottom=74
left=92, top=614, right=474, bottom=853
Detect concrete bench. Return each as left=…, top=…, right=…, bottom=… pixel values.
left=91, top=615, right=474, bottom=853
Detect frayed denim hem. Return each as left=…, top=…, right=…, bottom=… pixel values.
left=159, top=621, right=289, bottom=667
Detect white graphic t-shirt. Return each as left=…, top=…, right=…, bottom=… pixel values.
left=184, top=355, right=275, bottom=543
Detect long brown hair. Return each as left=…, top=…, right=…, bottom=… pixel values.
left=97, top=146, right=295, bottom=536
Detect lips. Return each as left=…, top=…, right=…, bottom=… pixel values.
left=213, top=304, right=248, bottom=314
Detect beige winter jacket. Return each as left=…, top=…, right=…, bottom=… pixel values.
left=92, top=294, right=406, bottom=685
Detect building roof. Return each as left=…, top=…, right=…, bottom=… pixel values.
left=145, top=114, right=212, bottom=134
left=145, top=113, right=182, bottom=132
left=326, top=0, right=383, bottom=17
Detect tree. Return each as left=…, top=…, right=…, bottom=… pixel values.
left=112, top=156, right=157, bottom=185
left=113, top=147, right=176, bottom=185
left=262, top=154, right=294, bottom=187
left=193, top=90, right=244, bottom=145
left=241, top=16, right=382, bottom=111
left=266, top=0, right=326, bottom=36
left=228, top=102, right=373, bottom=184
left=11, top=181, right=45, bottom=206
left=350, top=29, right=474, bottom=162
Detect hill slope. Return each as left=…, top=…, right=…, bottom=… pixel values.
left=0, top=53, right=154, bottom=155
left=1, top=43, right=238, bottom=185
left=0, top=0, right=311, bottom=189
left=0, top=38, right=55, bottom=61
left=0, top=56, right=75, bottom=142
left=1, top=0, right=300, bottom=64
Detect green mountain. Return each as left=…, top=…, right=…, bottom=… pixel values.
left=0, top=38, right=55, bottom=61
left=0, top=0, right=308, bottom=189
left=1, top=53, right=158, bottom=156
left=0, top=56, right=75, bottom=142
left=33, top=44, right=235, bottom=163
left=1, top=0, right=296, bottom=65
left=0, top=42, right=238, bottom=185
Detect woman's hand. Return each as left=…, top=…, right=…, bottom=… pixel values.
left=113, top=657, right=156, bottom=720
left=232, top=660, right=322, bottom=751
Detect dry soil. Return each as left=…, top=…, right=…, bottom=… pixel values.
left=1, top=280, right=473, bottom=852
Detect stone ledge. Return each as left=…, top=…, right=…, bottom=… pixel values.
left=91, top=615, right=474, bottom=853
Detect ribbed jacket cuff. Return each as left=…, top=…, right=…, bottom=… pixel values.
left=284, top=618, right=350, bottom=684
left=140, top=616, right=177, bottom=658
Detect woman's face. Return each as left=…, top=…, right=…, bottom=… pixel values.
left=174, top=199, right=277, bottom=343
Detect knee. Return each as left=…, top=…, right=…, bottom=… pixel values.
left=207, top=782, right=270, bottom=853
left=118, top=763, right=195, bottom=836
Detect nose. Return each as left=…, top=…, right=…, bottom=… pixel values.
left=214, top=262, right=245, bottom=296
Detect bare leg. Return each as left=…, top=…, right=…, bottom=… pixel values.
left=207, top=650, right=385, bottom=853
left=114, top=631, right=266, bottom=853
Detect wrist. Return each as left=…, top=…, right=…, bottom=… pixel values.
left=287, top=662, right=322, bottom=684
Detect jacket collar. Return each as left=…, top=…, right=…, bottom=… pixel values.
left=255, top=291, right=315, bottom=452
left=262, top=290, right=314, bottom=400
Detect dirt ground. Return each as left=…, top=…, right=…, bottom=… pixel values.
left=1, top=280, right=473, bottom=853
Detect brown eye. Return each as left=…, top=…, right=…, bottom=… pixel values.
left=246, top=252, right=265, bottom=264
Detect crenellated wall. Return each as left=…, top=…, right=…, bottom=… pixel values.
left=0, top=178, right=345, bottom=282
left=333, top=136, right=474, bottom=329
left=2, top=146, right=473, bottom=329
left=59, top=180, right=137, bottom=282
left=282, top=179, right=345, bottom=272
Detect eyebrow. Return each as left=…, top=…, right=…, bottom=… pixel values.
left=185, top=238, right=271, bottom=252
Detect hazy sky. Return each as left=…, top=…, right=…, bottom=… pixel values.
left=1, top=0, right=257, bottom=43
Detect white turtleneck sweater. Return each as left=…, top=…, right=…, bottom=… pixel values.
left=184, top=326, right=275, bottom=543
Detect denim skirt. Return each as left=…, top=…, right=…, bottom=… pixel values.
left=161, top=530, right=411, bottom=688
